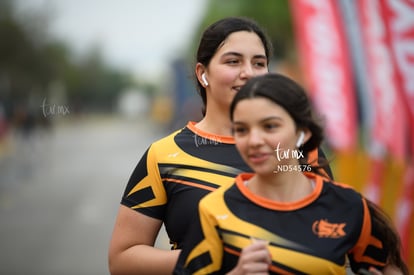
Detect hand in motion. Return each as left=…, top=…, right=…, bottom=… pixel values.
left=364, top=265, right=404, bottom=275
left=227, top=238, right=271, bottom=275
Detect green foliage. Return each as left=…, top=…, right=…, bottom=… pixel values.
left=0, top=0, right=133, bottom=117
left=0, top=0, right=296, bottom=119
left=189, top=0, right=294, bottom=61
left=64, top=52, right=131, bottom=112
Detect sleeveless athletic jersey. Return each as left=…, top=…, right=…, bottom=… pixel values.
left=121, top=122, right=251, bottom=249
left=174, top=173, right=388, bottom=275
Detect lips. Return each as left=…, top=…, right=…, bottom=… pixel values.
left=232, top=86, right=242, bottom=92
left=248, top=152, right=271, bottom=164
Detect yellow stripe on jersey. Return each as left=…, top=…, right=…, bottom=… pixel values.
left=201, top=187, right=308, bottom=251
left=127, top=128, right=243, bottom=209
left=185, top=178, right=349, bottom=274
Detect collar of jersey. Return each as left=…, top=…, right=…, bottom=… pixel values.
left=187, top=121, right=235, bottom=144
left=235, top=172, right=323, bottom=211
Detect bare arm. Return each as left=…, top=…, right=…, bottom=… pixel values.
left=108, top=205, right=181, bottom=275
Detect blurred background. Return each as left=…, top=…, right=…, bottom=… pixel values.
left=0, top=0, right=413, bottom=274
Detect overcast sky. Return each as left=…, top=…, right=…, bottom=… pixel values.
left=16, top=0, right=207, bottom=79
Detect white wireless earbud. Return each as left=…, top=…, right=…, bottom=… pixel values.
left=296, top=131, right=305, bottom=148
left=201, top=73, right=209, bottom=86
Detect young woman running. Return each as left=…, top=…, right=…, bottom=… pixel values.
left=109, top=17, right=331, bottom=274
left=174, top=73, right=408, bottom=275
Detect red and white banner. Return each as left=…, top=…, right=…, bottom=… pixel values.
left=380, top=0, right=414, bottom=258
left=381, top=0, right=414, bottom=122
left=356, top=0, right=407, bottom=160
left=381, top=0, right=414, bottom=155
left=289, top=0, right=357, bottom=151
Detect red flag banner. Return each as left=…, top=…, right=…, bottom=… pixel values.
left=381, top=0, right=414, bottom=156
left=356, top=0, right=407, bottom=160
left=380, top=0, right=414, bottom=262
left=289, top=0, right=357, bottom=151
left=381, top=0, right=414, bottom=122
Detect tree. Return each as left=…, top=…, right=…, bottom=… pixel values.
left=188, top=0, right=294, bottom=62
left=0, top=0, right=134, bottom=119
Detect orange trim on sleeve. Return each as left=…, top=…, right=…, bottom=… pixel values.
left=349, top=198, right=386, bottom=267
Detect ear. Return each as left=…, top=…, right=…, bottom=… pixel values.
left=195, top=63, right=208, bottom=88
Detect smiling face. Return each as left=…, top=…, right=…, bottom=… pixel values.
left=232, top=97, right=303, bottom=176
left=202, top=31, right=268, bottom=112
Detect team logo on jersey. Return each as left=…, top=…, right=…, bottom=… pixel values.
left=312, top=219, right=346, bottom=238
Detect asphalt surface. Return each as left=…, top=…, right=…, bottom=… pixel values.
left=0, top=116, right=169, bottom=275
left=0, top=116, right=358, bottom=275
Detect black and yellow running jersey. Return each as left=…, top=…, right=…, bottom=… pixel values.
left=121, top=122, right=251, bottom=248
left=174, top=173, right=388, bottom=275
left=121, top=121, right=332, bottom=250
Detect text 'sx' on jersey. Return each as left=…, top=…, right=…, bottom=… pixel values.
left=121, top=122, right=251, bottom=249
left=174, top=173, right=388, bottom=275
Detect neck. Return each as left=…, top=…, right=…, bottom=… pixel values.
left=195, top=108, right=233, bottom=136
left=248, top=171, right=313, bottom=202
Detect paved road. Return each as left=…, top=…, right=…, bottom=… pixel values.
left=0, top=116, right=170, bottom=275
left=0, top=116, right=359, bottom=275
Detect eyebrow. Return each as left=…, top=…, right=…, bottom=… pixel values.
left=221, top=51, right=267, bottom=60
left=233, top=116, right=283, bottom=125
